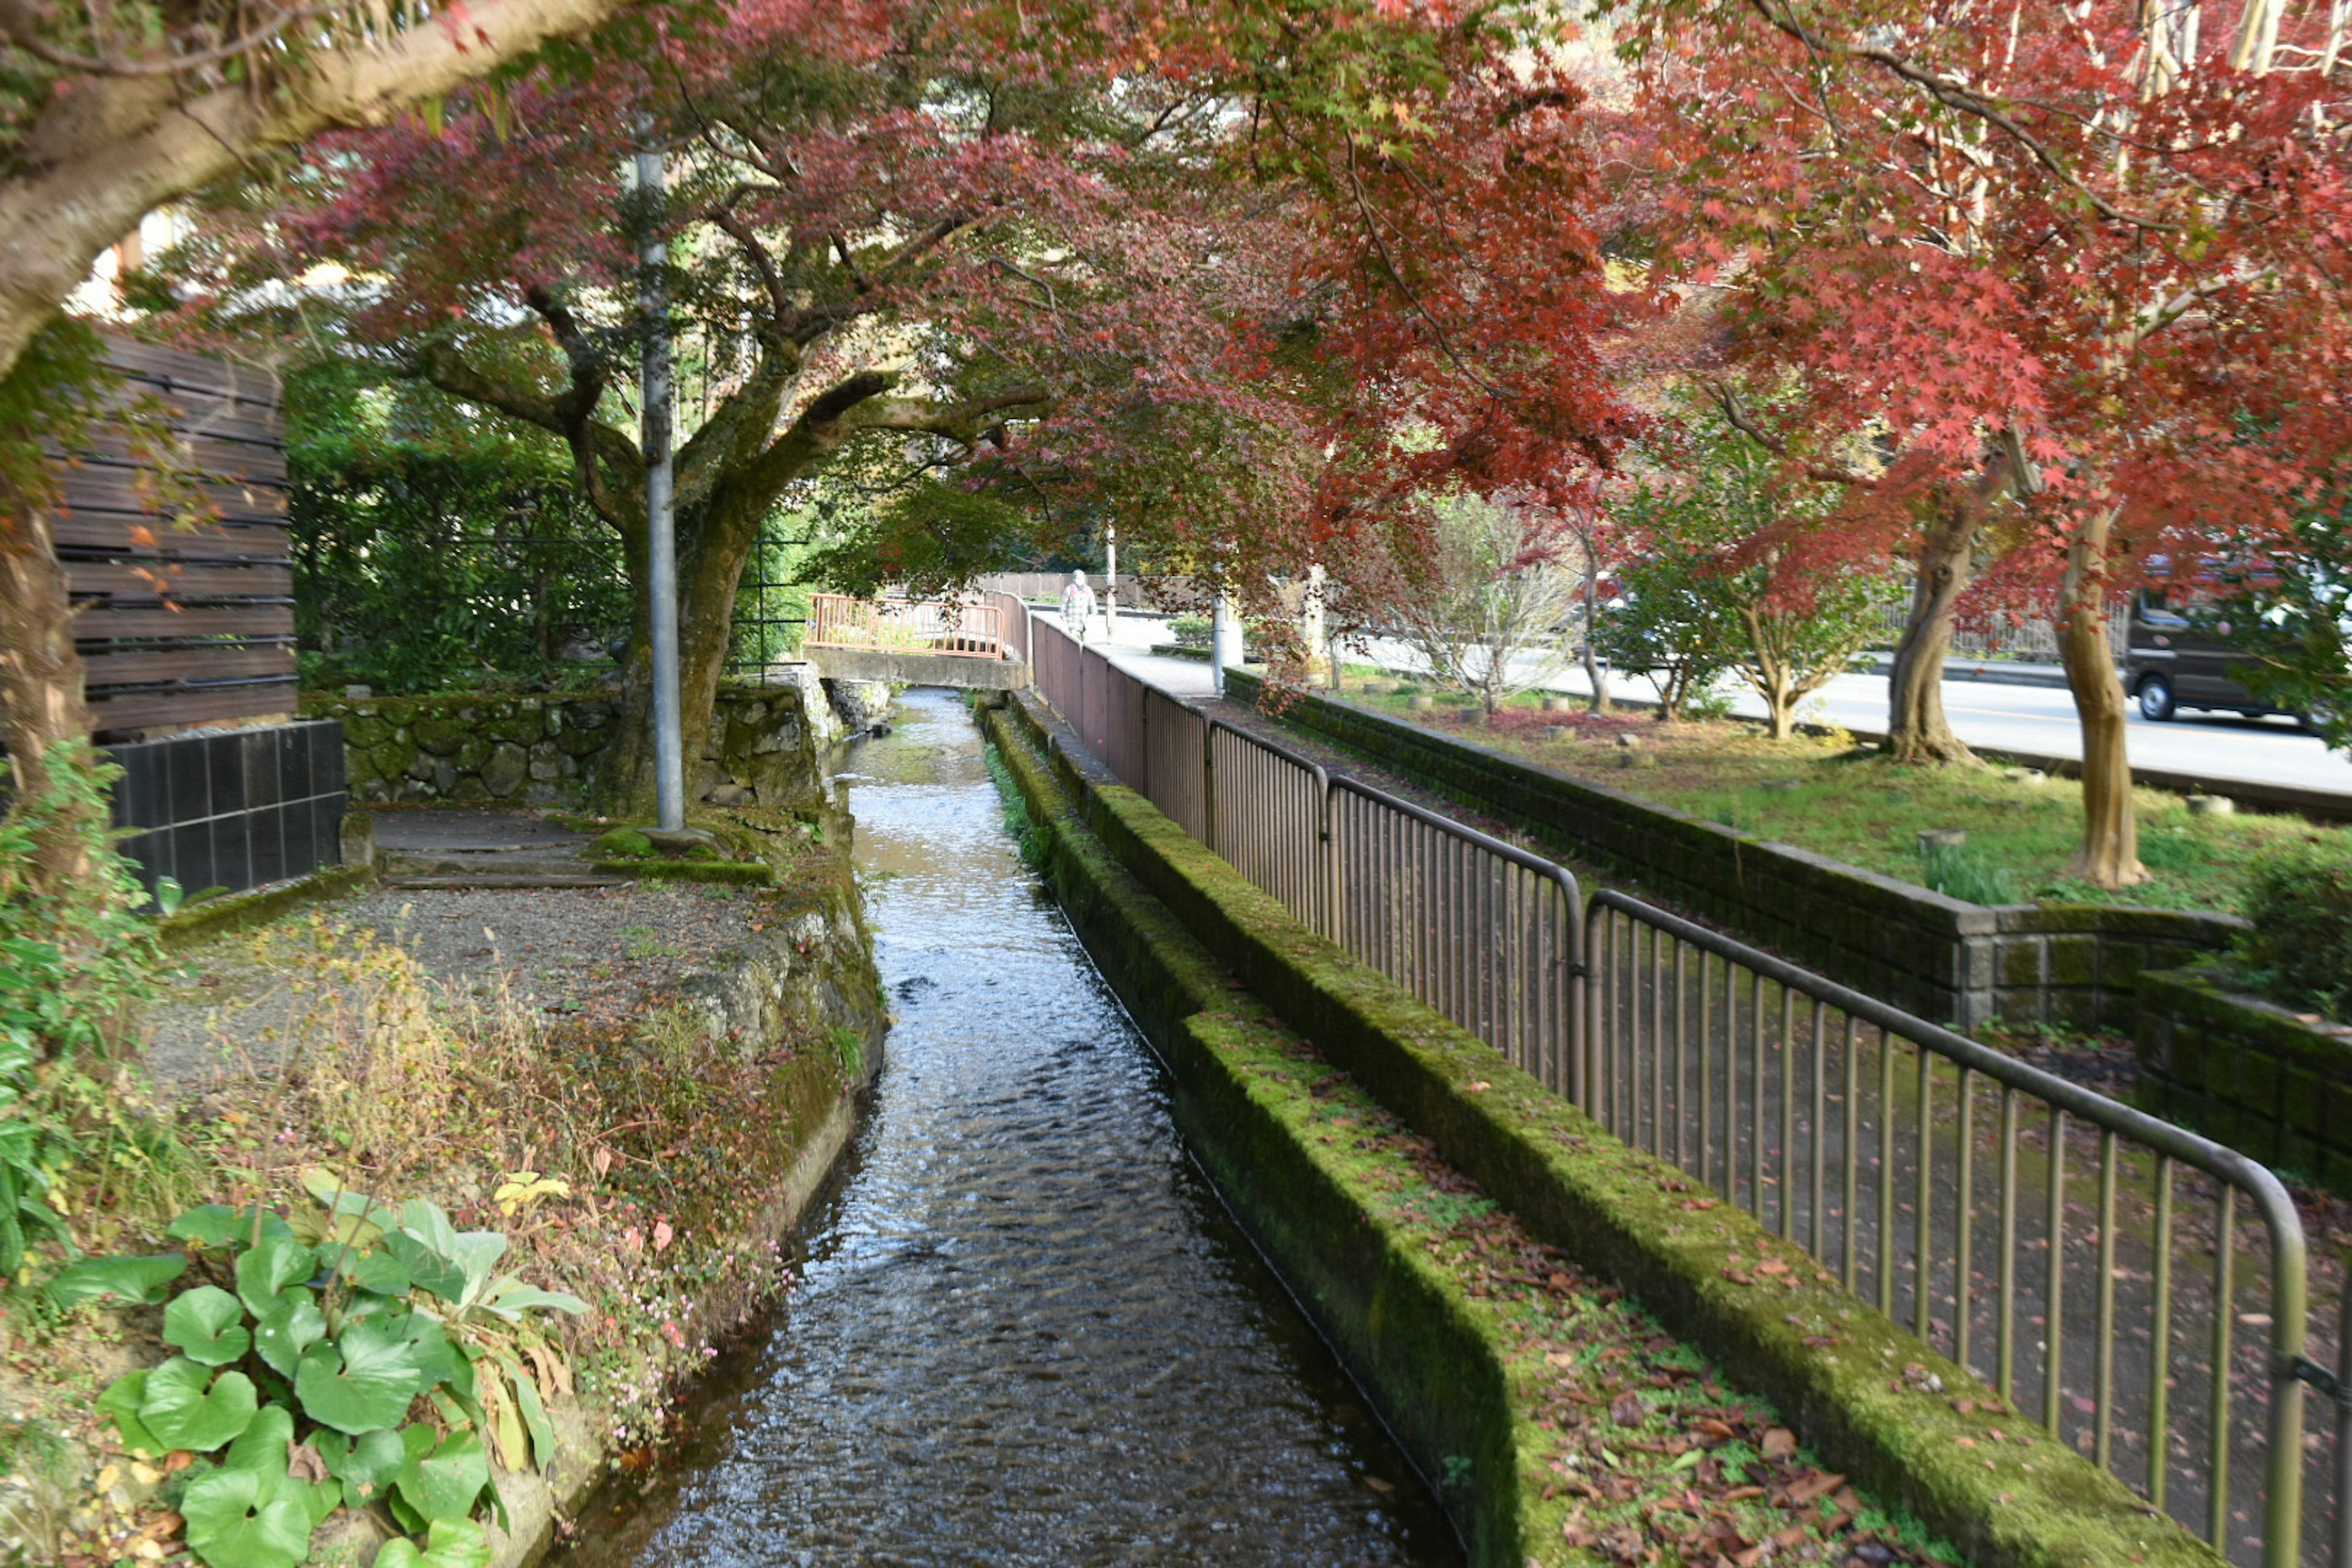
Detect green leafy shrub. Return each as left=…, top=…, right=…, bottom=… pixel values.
left=0, top=739, right=161, bottom=1275
left=288, top=367, right=628, bottom=696
left=1918, top=840, right=2018, bottom=905
left=55, top=1172, right=583, bottom=1568
left=2237, top=850, right=2352, bottom=1018
left=1167, top=616, right=1213, bottom=651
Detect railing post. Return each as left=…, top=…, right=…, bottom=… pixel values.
left=2264, top=1216, right=2309, bottom=1568
left=1200, top=712, right=1218, bottom=859
left=1321, top=774, right=1340, bottom=945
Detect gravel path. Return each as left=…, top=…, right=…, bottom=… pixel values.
left=144, top=881, right=763, bottom=1087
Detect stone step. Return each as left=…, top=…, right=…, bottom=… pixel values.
left=380, top=851, right=596, bottom=877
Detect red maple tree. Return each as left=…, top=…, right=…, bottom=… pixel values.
left=1619, top=0, right=2352, bottom=883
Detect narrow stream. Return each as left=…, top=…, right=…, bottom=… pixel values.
left=558, top=687, right=1459, bottom=1567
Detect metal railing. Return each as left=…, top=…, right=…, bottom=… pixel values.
left=1585, top=892, right=2311, bottom=1568
left=805, top=594, right=1008, bottom=658
left=1870, top=595, right=2130, bottom=663
left=1016, top=612, right=2326, bottom=1568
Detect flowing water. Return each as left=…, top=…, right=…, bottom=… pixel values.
left=558, top=687, right=1459, bottom=1567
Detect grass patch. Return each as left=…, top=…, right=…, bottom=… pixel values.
left=1343, top=679, right=2346, bottom=914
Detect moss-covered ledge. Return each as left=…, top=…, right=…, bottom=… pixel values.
left=989, top=692, right=2216, bottom=1568
left=154, top=863, right=376, bottom=952
left=2138, top=963, right=2352, bottom=1193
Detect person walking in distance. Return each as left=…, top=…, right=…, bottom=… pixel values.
left=1061, top=570, right=1098, bottom=645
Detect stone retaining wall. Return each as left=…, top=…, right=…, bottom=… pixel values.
left=1226, top=670, right=2240, bottom=1030
left=304, top=692, right=613, bottom=807
left=305, top=675, right=860, bottom=814
left=2136, top=966, right=2352, bottom=1193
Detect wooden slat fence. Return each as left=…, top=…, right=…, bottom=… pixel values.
left=58, top=337, right=294, bottom=738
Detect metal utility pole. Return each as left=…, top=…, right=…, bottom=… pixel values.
left=637, top=132, right=685, bottom=831
left=1104, top=524, right=1119, bottom=643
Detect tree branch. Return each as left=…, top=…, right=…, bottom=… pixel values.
left=1743, top=0, right=2177, bottom=231
left=0, top=0, right=649, bottom=385
left=1697, top=376, right=1875, bottom=486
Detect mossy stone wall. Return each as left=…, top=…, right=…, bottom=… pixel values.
left=2137, top=965, right=2352, bottom=1193
left=986, top=690, right=2223, bottom=1568
left=304, top=685, right=829, bottom=813
left=1227, top=670, right=2239, bottom=1030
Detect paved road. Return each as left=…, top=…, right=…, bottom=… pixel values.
left=1077, top=612, right=2352, bottom=798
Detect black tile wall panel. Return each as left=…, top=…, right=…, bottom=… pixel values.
left=281, top=799, right=315, bottom=878
left=247, top=807, right=287, bottom=887
left=167, top=738, right=209, bottom=824
left=239, top=731, right=281, bottom=809
left=100, top=718, right=345, bottom=908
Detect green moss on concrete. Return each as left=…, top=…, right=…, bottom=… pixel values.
left=156, top=864, right=375, bottom=952
left=987, top=693, right=2218, bottom=1568
left=2138, top=963, right=2352, bottom=1194
left=592, top=858, right=773, bottom=886
left=592, top=827, right=655, bottom=859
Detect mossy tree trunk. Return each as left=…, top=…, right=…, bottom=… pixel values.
left=0, top=494, right=97, bottom=895
left=1884, top=497, right=1977, bottom=764
left=2059, top=506, right=2144, bottom=888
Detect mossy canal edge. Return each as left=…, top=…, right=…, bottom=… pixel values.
left=978, top=690, right=2218, bottom=1568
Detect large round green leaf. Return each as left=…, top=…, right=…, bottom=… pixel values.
left=165, top=1286, right=253, bottom=1367
left=98, top=1369, right=165, bottom=1457
left=337, top=1243, right=413, bottom=1299
left=252, top=1294, right=326, bottom=1380
left=167, top=1205, right=294, bottom=1251
left=234, top=1236, right=318, bottom=1321
left=180, top=1467, right=312, bottom=1568
left=392, top=1423, right=491, bottom=1525
left=137, top=1357, right=258, bottom=1454
left=221, top=1404, right=293, bottom=1476
left=314, top=1426, right=406, bottom=1504
left=294, top=1316, right=428, bottom=1434
left=374, top=1518, right=492, bottom=1568
left=44, top=1254, right=186, bottom=1309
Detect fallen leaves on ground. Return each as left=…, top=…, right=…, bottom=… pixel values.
left=1311, top=1077, right=1959, bottom=1568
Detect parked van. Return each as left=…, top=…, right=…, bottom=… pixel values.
left=2124, top=589, right=2309, bottom=726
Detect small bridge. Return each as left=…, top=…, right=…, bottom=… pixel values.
left=800, top=592, right=1033, bottom=690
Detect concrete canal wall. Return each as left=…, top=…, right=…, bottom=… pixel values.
left=980, top=690, right=2222, bottom=1568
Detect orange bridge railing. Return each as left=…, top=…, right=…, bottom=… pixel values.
left=805, top=594, right=1012, bottom=660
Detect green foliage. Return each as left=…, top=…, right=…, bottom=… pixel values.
left=1167, top=615, right=1213, bottom=650
left=1589, top=513, right=1744, bottom=721
left=0, top=739, right=162, bottom=1278
left=804, top=478, right=1033, bottom=598
left=2207, top=491, right=2352, bottom=752
left=829, top=1024, right=865, bottom=1082
left=1602, top=387, right=1890, bottom=731
left=0, top=318, right=109, bottom=506
left=2236, top=849, right=2352, bottom=1019
left=287, top=367, right=628, bottom=695
left=1918, top=840, right=2019, bottom=905
left=83, top=1177, right=584, bottom=1568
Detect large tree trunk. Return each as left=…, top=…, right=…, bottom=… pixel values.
left=2059, top=508, right=2144, bottom=888
left=1885, top=495, right=1977, bottom=764
left=0, top=494, right=99, bottom=897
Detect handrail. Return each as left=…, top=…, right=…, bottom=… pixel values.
left=1586, top=887, right=2309, bottom=1568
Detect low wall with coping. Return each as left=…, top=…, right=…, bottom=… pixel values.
left=2137, top=965, right=2352, bottom=1193
left=1226, top=671, right=2239, bottom=1030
